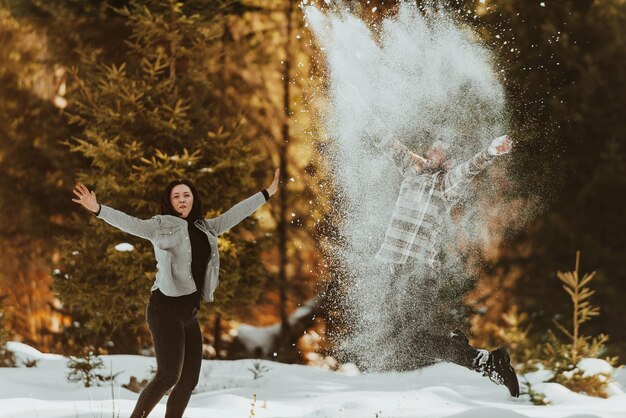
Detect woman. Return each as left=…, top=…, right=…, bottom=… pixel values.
left=71, top=168, right=280, bottom=418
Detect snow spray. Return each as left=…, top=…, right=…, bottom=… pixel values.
left=304, top=2, right=508, bottom=371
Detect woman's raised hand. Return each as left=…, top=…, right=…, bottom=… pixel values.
left=267, top=168, right=280, bottom=197
left=72, top=183, right=100, bottom=213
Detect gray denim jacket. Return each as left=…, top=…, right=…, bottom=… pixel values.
left=97, top=191, right=266, bottom=302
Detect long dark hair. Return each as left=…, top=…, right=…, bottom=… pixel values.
left=160, top=178, right=203, bottom=221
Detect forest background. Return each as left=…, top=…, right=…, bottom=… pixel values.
left=0, top=0, right=625, bottom=367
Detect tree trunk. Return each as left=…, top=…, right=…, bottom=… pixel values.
left=277, top=0, right=294, bottom=361
left=213, top=314, right=222, bottom=359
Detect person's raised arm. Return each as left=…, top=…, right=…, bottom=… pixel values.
left=72, top=183, right=160, bottom=241
left=207, top=168, right=279, bottom=236
left=443, top=135, right=512, bottom=199
left=364, top=122, right=426, bottom=177
left=347, top=84, right=425, bottom=177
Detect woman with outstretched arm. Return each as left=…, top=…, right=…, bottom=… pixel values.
left=71, top=168, right=280, bottom=418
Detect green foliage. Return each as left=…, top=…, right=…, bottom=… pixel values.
left=66, top=351, right=103, bottom=387
left=499, top=252, right=617, bottom=399
left=537, top=252, right=617, bottom=398
left=0, top=6, right=75, bottom=240
left=544, top=251, right=607, bottom=363
left=495, top=306, right=538, bottom=373
left=521, top=379, right=549, bottom=406
left=53, top=0, right=269, bottom=353
left=248, top=360, right=271, bottom=380
left=543, top=327, right=613, bottom=398
left=53, top=228, right=156, bottom=351
left=0, top=294, right=16, bottom=367
left=22, top=358, right=40, bottom=368
left=66, top=348, right=120, bottom=387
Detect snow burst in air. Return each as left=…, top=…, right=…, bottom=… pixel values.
left=305, top=3, right=508, bottom=371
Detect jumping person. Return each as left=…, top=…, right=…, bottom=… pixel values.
left=72, top=168, right=280, bottom=417
left=365, top=120, right=520, bottom=397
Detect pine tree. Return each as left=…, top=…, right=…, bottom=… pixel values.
left=53, top=0, right=269, bottom=353
left=0, top=294, right=16, bottom=367
left=497, top=252, right=617, bottom=399
left=541, top=251, right=617, bottom=397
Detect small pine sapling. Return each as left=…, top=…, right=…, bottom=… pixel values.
left=499, top=252, right=618, bottom=401
left=541, top=251, right=617, bottom=397
left=23, top=358, right=40, bottom=368
left=66, top=349, right=121, bottom=387
left=248, top=360, right=271, bottom=380
left=496, top=306, right=538, bottom=373
left=521, top=378, right=549, bottom=406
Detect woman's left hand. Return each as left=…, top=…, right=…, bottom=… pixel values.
left=267, top=168, right=280, bottom=196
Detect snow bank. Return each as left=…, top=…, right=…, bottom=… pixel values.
left=1, top=343, right=625, bottom=417
left=234, top=299, right=316, bottom=356
left=578, top=359, right=614, bottom=377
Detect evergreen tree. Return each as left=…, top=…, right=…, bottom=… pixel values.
left=53, top=0, right=269, bottom=353
left=0, top=294, right=16, bottom=367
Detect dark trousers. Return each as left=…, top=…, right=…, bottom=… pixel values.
left=130, top=293, right=203, bottom=418
left=381, top=262, right=478, bottom=371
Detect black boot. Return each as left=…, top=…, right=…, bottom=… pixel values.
left=474, top=347, right=520, bottom=398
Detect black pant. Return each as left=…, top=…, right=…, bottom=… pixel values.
left=130, top=292, right=202, bottom=418
left=379, top=262, right=478, bottom=371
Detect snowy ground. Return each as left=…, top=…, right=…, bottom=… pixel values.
left=1, top=342, right=625, bottom=418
